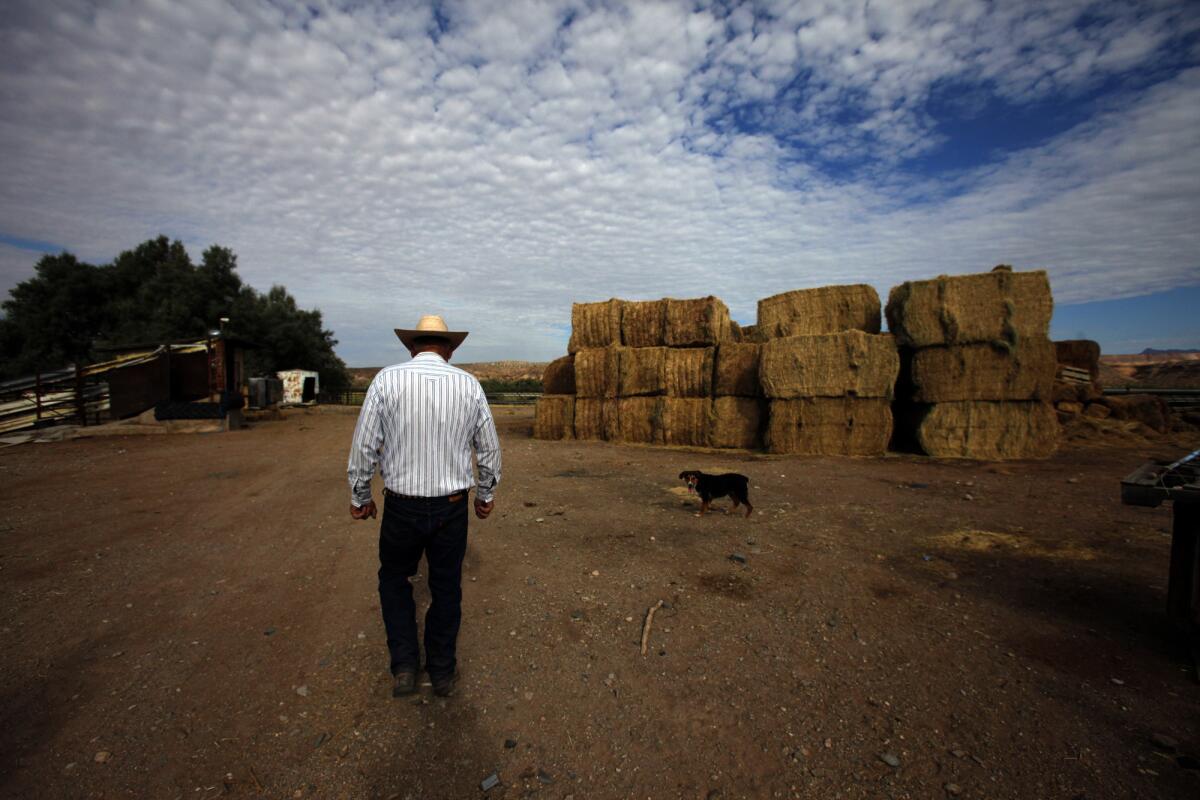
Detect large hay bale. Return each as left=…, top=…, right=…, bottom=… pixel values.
left=574, top=398, right=618, bottom=441
left=574, top=347, right=621, bottom=399
left=1054, top=339, right=1101, bottom=382
left=615, top=397, right=665, bottom=444
left=541, top=355, right=575, bottom=394
left=711, top=396, right=763, bottom=449
left=885, top=269, right=1053, bottom=348
left=665, top=347, right=714, bottom=397
left=912, top=401, right=1058, bottom=459
left=759, top=332, right=899, bottom=399
left=618, top=347, right=667, bottom=397
left=714, top=343, right=762, bottom=397
left=665, top=296, right=732, bottom=347
left=621, top=300, right=668, bottom=347
left=662, top=398, right=712, bottom=447
left=757, top=284, right=881, bottom=339
left=907, top=337, right=1056, bottom=402
left=534, top=395, right=574, bottom=440
left=1103, top=393, right=1170, bottom=433
left=739, top=324, right=759, bottom=343
left=765, top=398, right=892, bottom=455
left=568, top=299, right=623, bottom=353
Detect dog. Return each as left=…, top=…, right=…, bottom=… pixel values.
left=678, top=470, right=753, bottom=518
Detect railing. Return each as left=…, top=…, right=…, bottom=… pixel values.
left=318, top=389, right=540, bottom=407
left=0, top=367, right=110, bottom=434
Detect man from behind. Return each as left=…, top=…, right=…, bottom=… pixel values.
left=347, top=315, right=502, bottom=698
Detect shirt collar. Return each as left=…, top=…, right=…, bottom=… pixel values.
left=413, top=351, right=448, bottom=363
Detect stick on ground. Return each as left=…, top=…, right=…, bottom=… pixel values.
left=641, top=600, right=664, bottom=656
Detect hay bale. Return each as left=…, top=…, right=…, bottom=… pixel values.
left=665, top=296, right=732, bottom=347
left=534, top=395, right=574, bottom=440
left=1103, top=393, right=1170, bottom=433
left=615, top=397, right=665, bottom=444
left=621, top=300, right=668, bottom=347
left=574, top=398, right=618, bottom=441
left=885, top=269, right=1053, bottom=348
left=730, top=321, right=743, bottom=342
left=665, top=347, right=714, bottom=397
left=574, top=347, right=621, bottom=398
left=714, top=343, right=762, bottom=397
left=757, top=284, right=881, bottom=339
left=1054, top=339, right=1101, bottom=382
left=662, top=398, right=712, bottom=447
left=618, top=347, right=667, bottom=397
left=711, top=397, right=763, bottom=449
left=765, top=398, right=893, bottom=455
left=759, top=332, right=899, bottom=399
left=568, top=299, right=623, bottom=353
left=541, top=355, right=575, bottom=395
left=907, top=337, right=1056, bottom=402
left=912, top=401, right=1058, bottom=459
left=739, top=324, right=759, bottom=343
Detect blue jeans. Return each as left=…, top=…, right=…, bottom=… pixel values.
left=377, top=492, right=469, bottom=679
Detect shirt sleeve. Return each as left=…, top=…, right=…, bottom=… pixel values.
left=347, top=378, right=385, bottom=507
left=472, top=384, right=501, bottom=503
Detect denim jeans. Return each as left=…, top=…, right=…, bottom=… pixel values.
left=377, top=492, right=469, bottom=679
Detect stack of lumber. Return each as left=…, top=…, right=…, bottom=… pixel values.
left=886, top=267, right=1058, bottom=459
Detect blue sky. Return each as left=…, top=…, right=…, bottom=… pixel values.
left=1, top=0, right=1198, bottom=365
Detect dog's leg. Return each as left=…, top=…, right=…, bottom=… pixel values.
left=695, top=499, right=710, bottom=517
left=743, top=499, right=754, bottom=518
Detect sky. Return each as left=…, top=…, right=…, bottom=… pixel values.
left=1, top=0, right=1198, bottom=366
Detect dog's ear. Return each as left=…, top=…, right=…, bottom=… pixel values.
left=678, top=471, right=687, bottom=480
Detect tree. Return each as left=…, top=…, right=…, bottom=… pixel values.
left=0, top=252, right=107, bottom=377
left=0, top=237, right=350, bottom=390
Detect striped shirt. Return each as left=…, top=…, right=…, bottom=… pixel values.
left=347, top=352, right=501, bottom=506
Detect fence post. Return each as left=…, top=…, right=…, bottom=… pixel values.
left=75, top=363, right=86, bottom=426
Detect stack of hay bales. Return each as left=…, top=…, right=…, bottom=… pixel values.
left=757, top=286, right=899, bottom=455
left=886, top=268, right=1058, bottom=459
left=712, top=341, right=765, bottom=449
left=534, top=355, right=575, bottom=440
left=536, top=296, right=739, bottom=447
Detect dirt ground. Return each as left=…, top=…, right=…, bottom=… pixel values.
left=2, top=406, right=1199, bottom=800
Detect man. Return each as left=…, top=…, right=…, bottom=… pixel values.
left=347, top=315, right=501, bottom=698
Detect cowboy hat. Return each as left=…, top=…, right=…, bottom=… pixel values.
left=394, top=315, right=468, bottom=350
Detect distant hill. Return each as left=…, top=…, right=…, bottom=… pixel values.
left=1098, top=351, right=1200, bottom=389
left=1140, top=348, right=1200, bottom=356
left=348, top=361, right=548, bottom=388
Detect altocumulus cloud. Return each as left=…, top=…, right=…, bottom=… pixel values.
left=1, top=0, right=1198, bottom=364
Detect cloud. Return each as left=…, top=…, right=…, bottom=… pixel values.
left=0, top=0, right=1197, bottom=365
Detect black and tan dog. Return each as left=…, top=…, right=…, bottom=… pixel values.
left=679, top=470, right=753, bottom=518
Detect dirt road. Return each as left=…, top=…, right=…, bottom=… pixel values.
left=1, top=407, right=1197, bottom=798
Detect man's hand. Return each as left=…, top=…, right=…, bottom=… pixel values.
left=350, top=500, right=378, bottom=520
left=474, top=497, right=494, bottom=520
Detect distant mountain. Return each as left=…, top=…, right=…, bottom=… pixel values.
left=1141, top=348, right=1200, bottom=355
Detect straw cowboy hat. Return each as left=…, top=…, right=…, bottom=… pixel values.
left=394, top=315, right=468, bottom=350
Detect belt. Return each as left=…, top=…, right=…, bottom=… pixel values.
left=384, top=488, right=467, bottom=503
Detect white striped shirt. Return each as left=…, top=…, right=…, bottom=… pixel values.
left=347, top=352, right=501, bottom=506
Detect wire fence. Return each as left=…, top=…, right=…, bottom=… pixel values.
left=319, top=389, right=540, bottom=407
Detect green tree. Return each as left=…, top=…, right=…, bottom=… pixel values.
left=0, top=252, right=107, bottom=377
left=0, top=237, right=350, bottom=390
